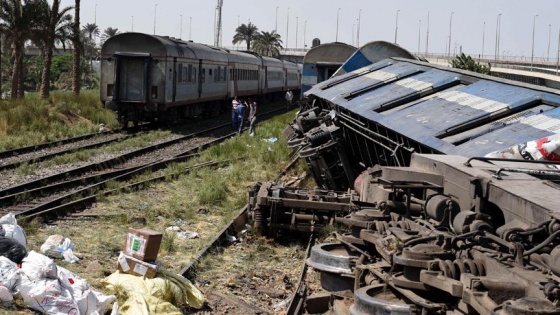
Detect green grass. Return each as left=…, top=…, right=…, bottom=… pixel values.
left=0, top=90, right=119, bottom=151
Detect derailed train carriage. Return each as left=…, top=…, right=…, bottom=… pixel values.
left=249, top=58, right=560, bottom=314
left=100, top=33, right=301, bottom=125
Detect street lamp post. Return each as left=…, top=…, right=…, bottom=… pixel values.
left=275, top=7, right=279, bottom=33
left=94, top=4, right=97, bottom=25
left=286, top=8, right=289, bottom=49
left=304, top=20, right=307, bottom=50
left=548, top=24, right=551, bottom=61
left=180, top=15, right=183, bottom=39
left=352, top=24, right=355, bottom=46
left=418, top=20, right=421, bottom=55
left=531, top=14, right=539, bottom=70
left=189, top=17, right=192, bottom=40
left=425, top=11, right=430, bottom=55
left=482, top=21, right=485, bottom=58
left=448, top=11, right=454, bottom=57
left=495, top=13, right=501, bottom=60
left=153, top=4, right=158, bottom=35
left=336, top=8, right=341, bottom=42
left=394, top=10, right=400, bottom=44
left=357, top=9, right=361, bottom=47
left=557, top=27, right=560, bottom=74
left=296, top=17, right=299, bottom=49
left=131, top=16, right=134, bottom=32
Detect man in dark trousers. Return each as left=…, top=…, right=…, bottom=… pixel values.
left=237, top=99, right=246, bottom=134
left=248, top=99, right=257, bottom=136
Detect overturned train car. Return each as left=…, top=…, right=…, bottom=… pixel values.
left=258, top=58, right=560, bottom=314
left=251, top=154, right=560, bottom=314
left=285, top=58, right=560, bottom=191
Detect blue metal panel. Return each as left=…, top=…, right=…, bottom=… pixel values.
left=304, top=58, right=560, bottom=158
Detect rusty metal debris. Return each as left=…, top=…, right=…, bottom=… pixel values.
left=250, top=153, right=560, bottom=314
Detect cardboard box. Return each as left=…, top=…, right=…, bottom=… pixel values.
left=124, top=228, right=163, bottom=262
left=116, top=252, right=158, bottom=278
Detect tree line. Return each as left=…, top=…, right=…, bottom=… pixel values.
left=0, top=0, right=120, bottom=100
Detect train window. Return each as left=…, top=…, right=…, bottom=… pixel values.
left=188, top=65, right=192, bottom=83
left=202, top=68, right=205, bottom=83
left=183, top=66, right=187, bottom=82
left=107, top=84, right=113, bottom=97
left=209, top=68, right=213, bottom=79
left=178, top=65, right=183, bottom=83
left=193, top=68, right=197, bottom=83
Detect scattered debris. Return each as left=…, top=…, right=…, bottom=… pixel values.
left=40, top=234, right=80, bottom=263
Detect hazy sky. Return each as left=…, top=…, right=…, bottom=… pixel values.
left=64, top=0, right=560, bottom=60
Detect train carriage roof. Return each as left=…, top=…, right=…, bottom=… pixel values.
left=226, top=50, right=262, bottom=64
left=101, top=33, right=228, bottom=62
left=261, top=56, right=284, bottom=68
left=305, top=58, right=560, bottom=157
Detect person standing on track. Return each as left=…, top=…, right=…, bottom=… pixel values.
left=231, top=96, right=239, bottom=131
left=237, top=99, right=247, bottom=134
left=285, top=89, right=293, bottom=109
left=248, top=98, right=257, bottom=137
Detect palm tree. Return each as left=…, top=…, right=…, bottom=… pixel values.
left=72, top=0, right=80, bottom=94
left=0, top=0, right=36, bottom=98
left=100, top=27, right=120, bottom=46
left=82, top=22, right=99, bottom=41
left=232, top=22, right=259, bottom=51
left=252, top=31, right=283, bottom=57
left=450, top=53, right=491, bottom=75
left=32, top=0, right=73, bottom=98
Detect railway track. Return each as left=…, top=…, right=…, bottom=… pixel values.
left=1, top=107, right=287, bottom=221
left=0, top=132, right=132, bottom=172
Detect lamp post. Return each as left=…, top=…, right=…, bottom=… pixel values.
left=417, top=20, right=421, bottom=55
left=394, top=10, right=400, bottom=44
left=153, top=4, right=158, bottom=35
left=131, top=16, right=134, bottom=32
left=482, top=21, right=485, bottom=58
left=352, top=24, right=355, bottom=46
left=448, top=11, right=454, bottom=57
left=425, top=11, right=430, bottom=55
left=275, top=7, right=279, bottom=33
left=495, top=13, right=501, bottom=60
left=557, top=26, right=560, bottom=75
left=94, top=3, right=97, bottom=24
left=180, top=15, right=183, bottom=39
left=304, top=20, right=307, bottom=50
left=357, top=9, right=361, bottom=47
left=548, top=24, right=551, bottom=61
left=296, top=17, right=299, bottom=49
left=286, top=7, right=289, bottom=49
left=531, top=14, right=538, bottom=70
left=336, top=8, right=341, bottom=42
left=189, top=17, right=192, bottom=40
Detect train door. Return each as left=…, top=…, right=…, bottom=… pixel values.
left=197, top=60, right=203, bottom=99
left=264, top=66, right=268, bottom=91
left=172, top=58, right=177, bottom=102
left=114, top=53, right=150, bottom=102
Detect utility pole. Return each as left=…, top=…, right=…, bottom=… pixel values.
left=531, top=14, right=538, bottom=71
left=131, top=16, right=134, bottom=32
left=357, top=9, right=361, bottom=47
left=153, top=4, right=157, bottom=35
left=296, top=17, right=298, bottom=49
left=214, top=0, right=223, bottom=47
left=482, top=21, right=485, bottom=58
left=418, top=20, right=421, bottom=55
left=286, top=8, right=289, bottom=49
left=394, top=10, right=400, bottom=44
left=425, top=11, right=429, bottom=55
left=448, top=12, right=454, bottom=57
left=548, top=24, right=551, bottom=61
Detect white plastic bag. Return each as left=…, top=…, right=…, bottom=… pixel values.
left=40, top=235, right=79, bottom=263
left=0, top=256, right=20, bottom=305
left=58, top=266, right=116, bottom=315
left=0, top=213, right=27, bottom=248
